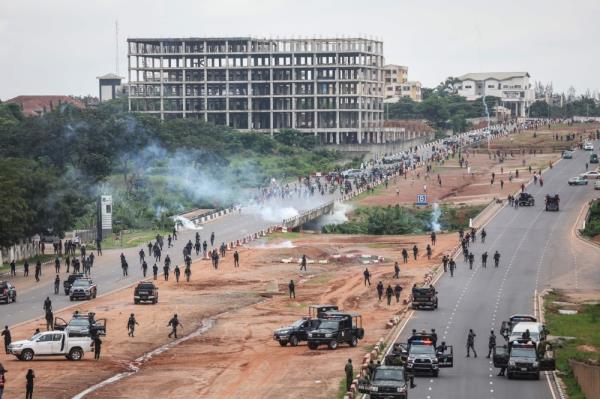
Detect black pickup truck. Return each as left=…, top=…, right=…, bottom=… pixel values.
left=493, top=339, right=555, bottom=379
left=63, top=273, right=85, bottom=295
left=358, top=366, right=411, bottom=398
left=385, top=332, right=453, bottom=377
left=411, top=286, right=438, bottom=310
left=273, top=317, right=320, bottom=347
left=134, top=281, right=159, bottom=304
left=307, top=311, right=364, bottom=350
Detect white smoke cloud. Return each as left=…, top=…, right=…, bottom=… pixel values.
left=430, top=202, right=441, bottom=232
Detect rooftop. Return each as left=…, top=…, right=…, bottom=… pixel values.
left=5, top=95, right=85, bottom=117
left=97, top=73, right=123, bottom=80
left=457, top=72, right=530, bottom=81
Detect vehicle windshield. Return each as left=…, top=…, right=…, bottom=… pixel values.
left=138, top=284, right=154, bottom=290
left=30, top=333, right=41, bottom=341
left=409, top=344, right=435, bottom=355
left=318, top=320, right=339, bottom=330
left=510, top=331, right=539, bottom=342
left=373, top=369, right=405, bottom=382
left=73, top=280, right=90, bottom=286
left=69, top=319, right=90, bottom=327
left=511, top=347, right=537, bottom=359
left=290, top=319, right=308, bottom=328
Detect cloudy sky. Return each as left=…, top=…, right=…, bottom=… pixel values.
left=1, top=0, right=598, bottom=100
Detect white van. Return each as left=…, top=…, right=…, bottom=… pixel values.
left=508, top=322, right=548, bottom=344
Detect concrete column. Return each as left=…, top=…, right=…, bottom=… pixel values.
left=159, top=41, right=164, bottom=121
left=182, top=40, right=186, bottom=118
left=247, top=41, right=252, bottom=129
left=203, top=45, right=208, bottom=122
left=225, top=40, right=230, bottom=127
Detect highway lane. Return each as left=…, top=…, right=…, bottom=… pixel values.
left=397, top=144, right=599, bottom=399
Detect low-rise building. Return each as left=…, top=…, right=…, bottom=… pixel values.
left=4, top=95, right=86, bottom=117
left=383, top=65, right=422, bottom=102
left=455, top=72, right=535, bottom=117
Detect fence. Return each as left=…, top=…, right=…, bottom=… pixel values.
left=570, top=359, right=600, bottom=399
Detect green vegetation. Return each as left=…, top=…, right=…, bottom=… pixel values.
left=322, top=204, right=484, bottom=235
left=1, top=254, right=54, bottom=271
left=544, top=291, right=600, bottom=399
left=336, top=377, right=349, bottom=399
left=384, top=77, right=501, bottom=133
left=581, top=199, right=600, bottom=237
left=529, top=97, right=600, bottom=118
left=86, top=229, right=170, bottom=250
left=0, top=100, right=352, bottom=246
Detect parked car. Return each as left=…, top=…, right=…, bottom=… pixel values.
left=568, top=176, right=588, bottom=186
left=584, top=142, right=594, bottom=151
left=0, top=281, right=17, bottom=303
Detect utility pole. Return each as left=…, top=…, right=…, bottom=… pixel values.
left=115, top=20, right=119, bottom=75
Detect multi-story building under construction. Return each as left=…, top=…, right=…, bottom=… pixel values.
left=127, top=37, right=384, bottom=144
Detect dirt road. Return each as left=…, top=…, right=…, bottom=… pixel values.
left=0, top=234, right=458, bottom=399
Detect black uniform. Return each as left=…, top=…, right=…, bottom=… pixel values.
left=2, top=326, right=11, bottom=354
left=468, top=253, right=474, bottom=269
left=127, top=315, right=139, bottom=337
left=288, top=280, right=295, bottom=298
left=152, top=264, right=158, bottom=280
left=376, top=281, right=384, bottom=301
left=54, top=275, right=60, bottom=294
left=402, top=248, right=408, bottom=263
left=394, top=284, right=403, bottom=303
left=363, top=268, right=371, bottom=286
left=167, top=315, right=181, bottom=338
left=94, top=336, right=102, bottom=359
left=234, top=251, right=240, bottom=267
left=386, top=285, right=393, bottom=306
left=482, top=252, right=488, bottom=268
left=300, top=255, right=307, bottom=271
left=493, top=251, right=500, bottom=267
left=393, top=262, right=400, bottom=278
left=487, top=331, right=496, bottom=358
left=466, top=330, right=477, bottom=357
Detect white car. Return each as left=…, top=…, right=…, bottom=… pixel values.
left=595, top=180, right=600, bottom=190
left=8, top=330, right=94, bottom=361
left=580, top=171, right=600, bottom=179
left=584, top=142, right=594, bottom=151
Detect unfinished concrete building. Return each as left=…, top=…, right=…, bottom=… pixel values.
left=127, top=37, right=384, bottom=144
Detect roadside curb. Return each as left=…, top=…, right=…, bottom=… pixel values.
left=572, top=200, right=600, bottom=250
left=537, top=290, right=568, bottom=399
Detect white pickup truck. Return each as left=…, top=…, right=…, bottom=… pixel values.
left=8, top=330, right=94, bottom=361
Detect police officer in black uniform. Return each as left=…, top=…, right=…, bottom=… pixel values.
left=487, top=330, right=496, bottom=358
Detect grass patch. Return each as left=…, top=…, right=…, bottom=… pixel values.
left=1, top=254, right=55, bottom=271
left=544, top=290, right=600, bottom=399
left=87, top=229, right=170, bottom=250
left=336, top=376, right=349, bottom=399
left=266, top=232, right=303, bottom=241
left=350, top=185, right=386, bottom=203
left=323, top=204, right=485, bottom=235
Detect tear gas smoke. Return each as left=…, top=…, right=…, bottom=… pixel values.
left=172, top=215, right=203, bottom=231
left=430, top=202, right=442, bottom=232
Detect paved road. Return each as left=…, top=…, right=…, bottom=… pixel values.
left=396, top=144, right=600, bottom=399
